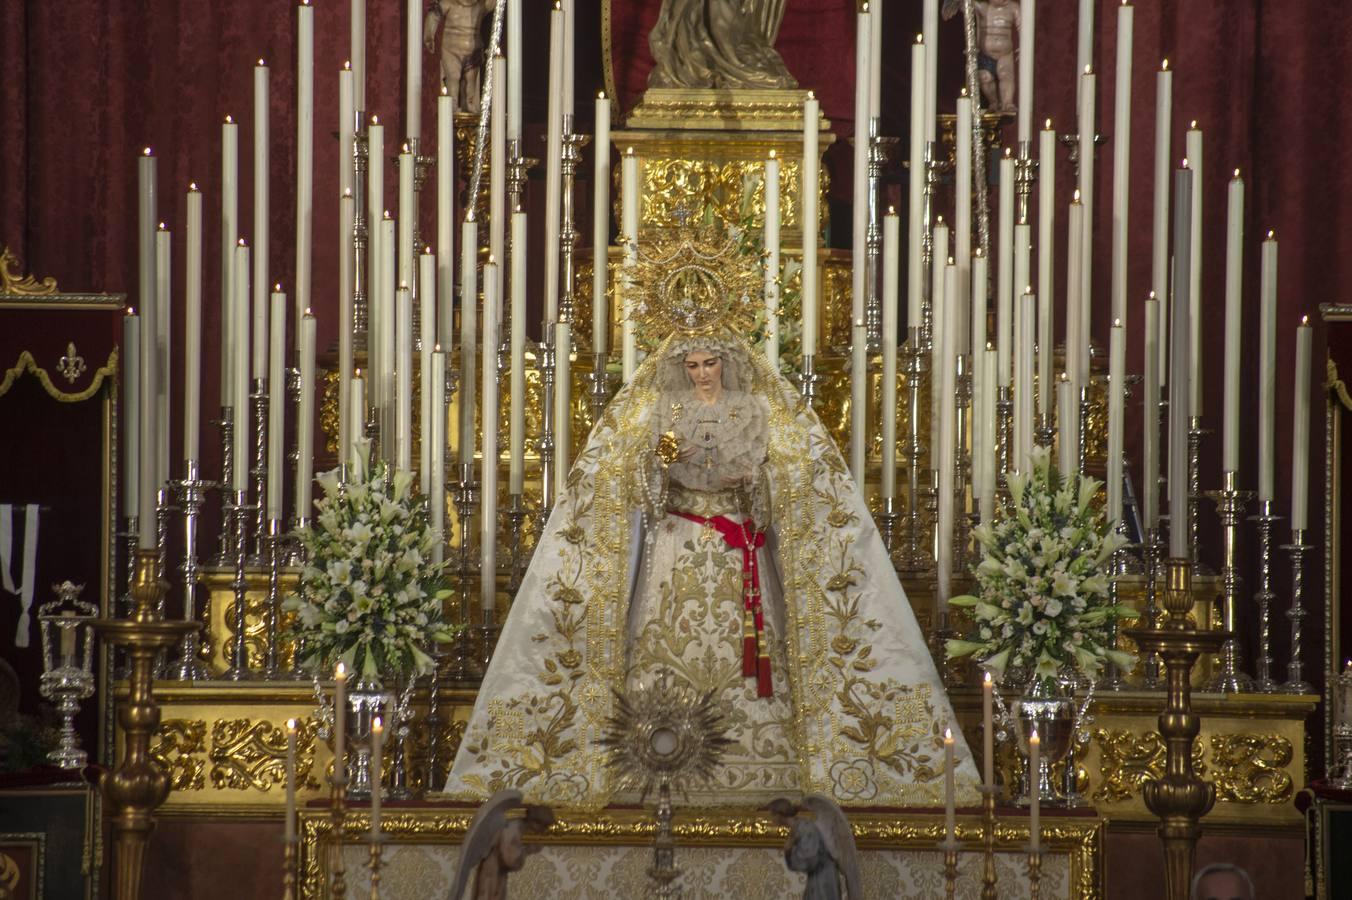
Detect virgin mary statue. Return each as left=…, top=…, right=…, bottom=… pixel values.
left=446, top=234, right=979, bottom=810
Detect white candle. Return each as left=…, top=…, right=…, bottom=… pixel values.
left=339, top=64, right=354, bottom=198
left=137, top=151, right=157, bottom=550
left=561, top=0, right=575, bottom=117
left=1016, top=290, right=1035, bottom=470
left=430, top=350, right=447, bottom=564
left=333, top=662, right=347, bottom=782
left=1017, top=0, right=1036, bottom=144
left=1291, top=318, right=1312, bottom=531
left=489, top=55, right=507, bottom=321
left=350, top=371, right=366, bottom=456
left=937, top=262, right=957, bottom=605
left=923, top=0, right=939, bottom=142
left=368, top=118, right=385, bottom=304
left=405, top=0, right=422, bottom=140
left=396, top=285, right=413, bottom=473
left=593, top=92, right=611, bottom=359
left=764, top=151, right=781, bottom=369
left=155, top=225, right=171, bottom=489
left=420, top=252, right=436, bottom=494
left=851, top=6, right=871, bottom=334
left=1186, top=124, right=1204, bottom=416
left=267, top=287, right=287, bottom=520
left=979, top=345, right=997, bottom=517
left=1110, top=2, right=1134, bottom=330
left=296, top=2, right=315, bottom=333
left=970, top=250, right=989, bottom=497
left=1076, top=0, right=1094, bottom=96
left=378, top=215, right=397, bottom=461
left=1014, top=222, right=1031, bottom=345
left=930, top=221, right=950, bottom=459
left=997, top=152, right=1015, bottom=387
left=882, top=208, right=900, bottom=501
left=1058, top=375, right=1077, bottom=478
left=1168, top=166, right=1193, bottom=559
left=184, top=186, right=203, bottom=464
left=1107, top=319, right=1125, bottom=525
left=1077, top=67, right=1095, bottom=354
left=944, top=727, right=956, bottom=842
left=955, top=93, right=973, bottom=355
left=543, top=4, right=565, bottom=326
left=982, top=673, right=994, bottom=789
left=1143, top=294, right=1161, bottom=529
left=1152, top=62, right=1173, bottom=385
left=350, top=0, right=366, bottom=109
left=233, top=242, right=251, bottom=494
left=510, top=212, right=528, bottom=494
left=284, top=718, right=297, bottom=844
left=123, top=310, right=140, bottom=519
left=850, top=322, right=867, bottom=490
left=253, top=60, right=270, bottom=382
left=1037, top=285, right=1052, bottom=421
left=398, top=148, right=415, bottom=296
left=801, top=94, right=821, bottom=357
left=437, top=91, right=456, bottom=349
left=459, top=218, right=478, bottom=464
left=370, top=716, right=383, bottom=838
left=1258, top=233, right=1278, bottom=501
left=907, top=36, right=927, bottom=332
left=621, top=148, right=640, bottom=379
left=1222, top=171, right=1245, bottom=473
left=507, top=0, right=523, bottom=141
left=1065, top=194, right=1085, bottom=389
left=339, top=189, right=355, bottom=477
left=868, top=1, right=882, bottom=122
left=1029, top=729, right=1041, bottom=851
left=221, top=118, right=239, bottom=409
left=1037, top=122, right=1056, bottom=411
left=297, top=312, right=316, bottom=519
left=481, top=262, right=500, bottom=611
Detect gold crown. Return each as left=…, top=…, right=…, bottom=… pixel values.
left=625, top=225, right=763, bottom=340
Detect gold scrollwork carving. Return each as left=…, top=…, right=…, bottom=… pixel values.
left=150, top=718, right=208, bottom=791
left=1092, top=728, right=1206, bottom=803
left=1209, top=733, right=1293, bottom=804
left=209, top=717, right=322, bottom=792
left=635, top=158, right=804, bottom=233
left=1329, top=358, right=1352, bottom=412
left=0, top=247, right=58, bottom=295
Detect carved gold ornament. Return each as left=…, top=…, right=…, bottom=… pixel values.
left=209, top=717, right=322, bottom=792
left=0, top=246, right=58, bottom=295
left=150, top=718, right=208, bottom=791
left=1092, top=729, right=1206, bottom=803
left=1209, top=733, right=1293, bottom=803
left=626, top=226, right=764, bottom=339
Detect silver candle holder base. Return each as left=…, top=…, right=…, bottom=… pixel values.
left=1248, top=502, right=1283, bottom=694
left=1279, top=529, right=1313, bottom=694
left=172, top=460, right=215, bottom=681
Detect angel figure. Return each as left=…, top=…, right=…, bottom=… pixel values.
left=424, top=0, right=494, bottom=112
left=943, top=0, right=1022, bottom=114
left=449, top=790, right=556, bottom=900
left=769, top=795, right=864, bottom=900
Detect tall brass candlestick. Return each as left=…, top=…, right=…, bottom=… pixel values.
left=1206, top=470, right=1254, bottom=692
left=92, top=550, right=196, bottom=900
left=1126, top=558, right=1229, bottom=900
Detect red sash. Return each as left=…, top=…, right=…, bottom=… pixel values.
left=669, top=510, right=772, bottom=698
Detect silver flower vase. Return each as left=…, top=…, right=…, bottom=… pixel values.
left=1011, top=676, right=1077, bottom=806
left=345, top=678, right=394, bottom=801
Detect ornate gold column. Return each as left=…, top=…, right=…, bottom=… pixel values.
left=93, top=550, right=197, bottom=900
left=1125, top=559, right=1229, bottom=900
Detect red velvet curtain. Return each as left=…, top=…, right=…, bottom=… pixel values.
left=1, top=0, right=1348, bottom=709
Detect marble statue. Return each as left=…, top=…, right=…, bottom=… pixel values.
left=449, top=790, right=556, bottom=900
left=648, top=0, right=798, bottom=90
left=943, top=0, right=1022, bottom=114
left=425, top=0, right=494, bottom=112
left=769, top=795, right=864, bottom=900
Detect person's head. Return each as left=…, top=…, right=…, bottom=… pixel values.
left=1191, top=863, right=1255, bottom=900
left=684, top=350, right=723, bottom=396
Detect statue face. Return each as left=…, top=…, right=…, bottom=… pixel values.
left=684, top=351, right=723, bottom=394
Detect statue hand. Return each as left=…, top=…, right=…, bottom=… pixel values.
left=423, top=16, right=440, bottom=52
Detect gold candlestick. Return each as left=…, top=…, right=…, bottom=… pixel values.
left=979, top=786, right=998, bottom=900
left=1026, top=845, right=1044, bottom=900
left=1125, top=558, right=1229, bottom=900
left=366, top=837, right=384, bottom=900
left=92, top=550, right=197, bottom=900
left=940, top=837, right=961, bottom=900
left=281, top=838, right=297, bottom=900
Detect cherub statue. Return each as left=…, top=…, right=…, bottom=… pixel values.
left=424, top=0, right=494, bottom=113
left=768, top=795, right=863, bottom=900
left=943, top=0, right=1022, bottom=114
left=449, top=790, right=556, bottom=900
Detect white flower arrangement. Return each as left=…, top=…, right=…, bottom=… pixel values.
left=284, top=443, right=457, bottom=682
left=945, top=445, right=1137, bottom=686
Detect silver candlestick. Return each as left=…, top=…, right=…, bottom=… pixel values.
left=899, top=330, right=934, bottom=575
left=1035, top=412, right=1056, bottom=451
left=38, top=581, right=98, bottom=769
left=1248, top=501, right=1283, bottom=693
left=1100, top=524, right=1131, bottom=692
left=251, top=377, right=269, bottom=562
left=995, top=384, right=1013, bottom=499
left=953, top=354, right=973, bottom=572
left=538, top=331, right=557, bottom=539
left=1187, top=416, right=1209, bottom=571
left=448, top=463, right=480, bottom=681
left=215, top=406, right=236, bottom=565
left=173, top=460, right=213, bottom=680
left=1279, top=529, right=1313, bottom=694
left=351, top=109, right=370, bottom=343
left=222, top=489, right=256, bottom=681
left=1077, top=386, right=1091, bottom=477
left=1206, top=470, right=1254, bottom=693
left=865, top=119, right=898, bottom=350
left=1140, top=526, right=1164, bottom=689
left=506, top=493, right=529, bottom=592
left=263, top=518, right=285, bottom=679
left=798, top=353, right=820, bottom=407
